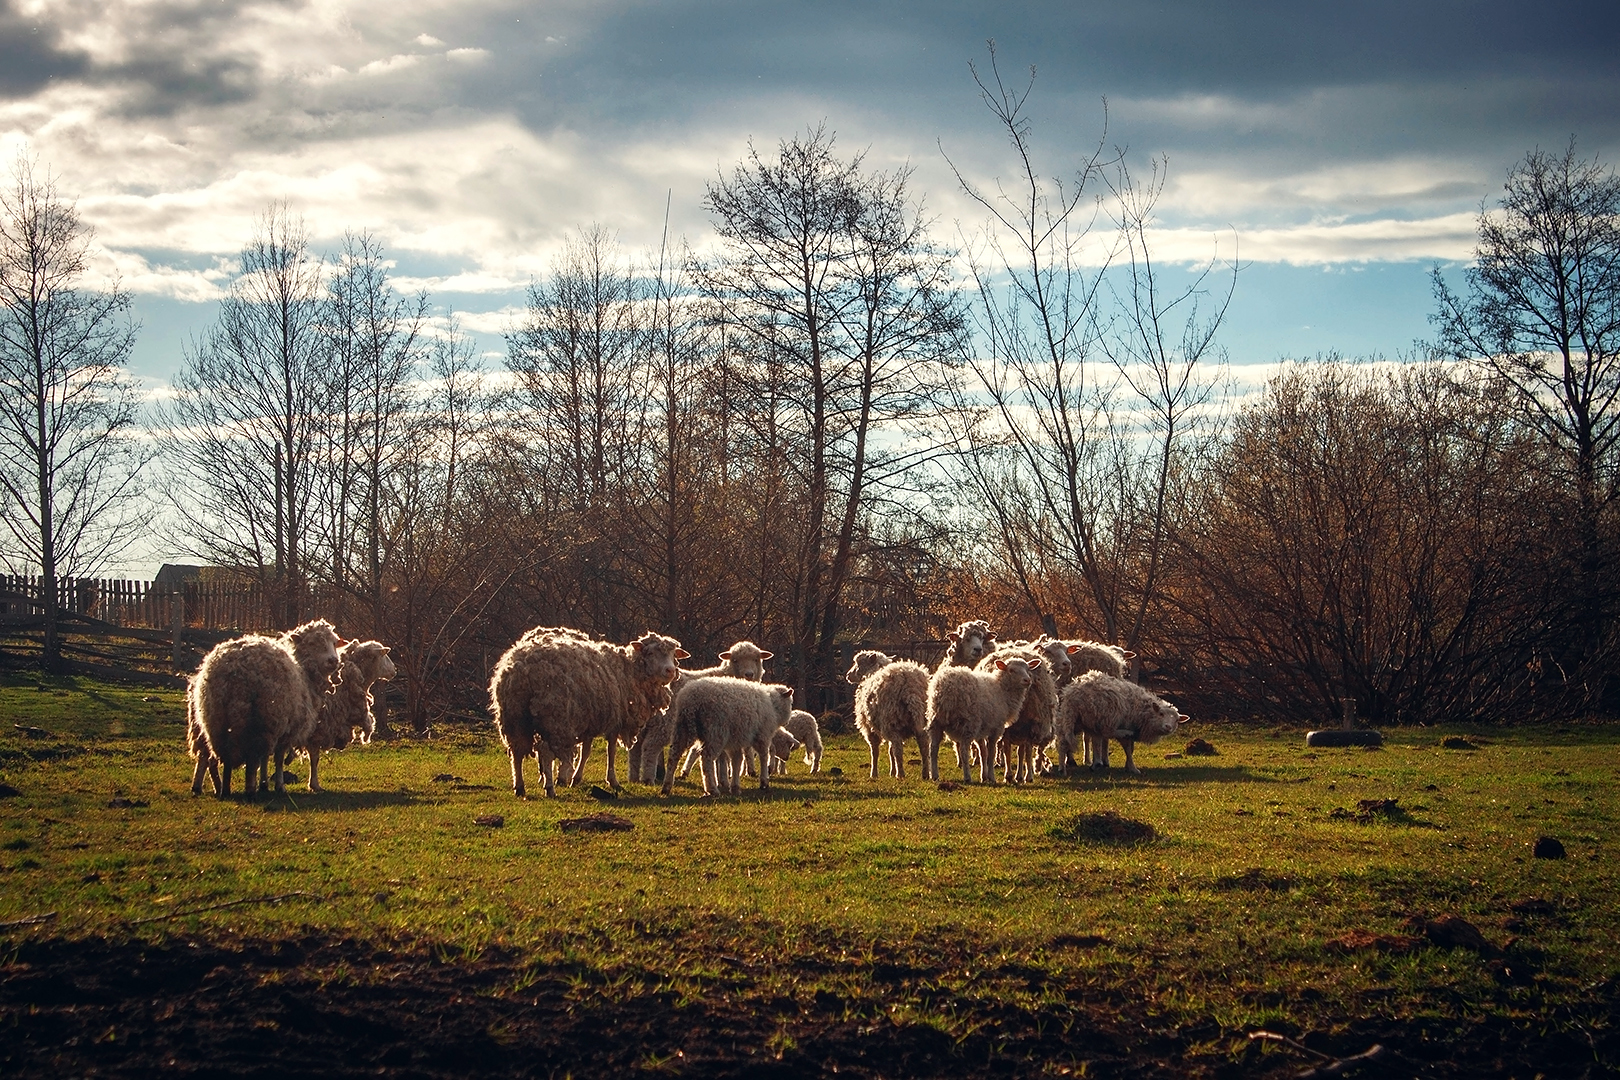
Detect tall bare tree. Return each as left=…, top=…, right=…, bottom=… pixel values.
left=0, top=156, right=146, bottom=669
left=161, top=204, right=326, bottom=628
left=1433, top=141, right=1620, bottom=678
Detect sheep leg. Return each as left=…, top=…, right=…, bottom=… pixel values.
left=1093, top=735, right=1111, bottom=771
left=569, top=740, right=590, bottom=786
left=923, top=731, right=938, bottom=781
left=627, top=739, right=644, bottom=783
left=728, top=750, right=743, bottom=795
left=865, top=732, right=881, bottom=779
left=219, top=763, right=233, bottom=798
left=243, top=757, right=258, bottom=797
left=273, top=748, right=288, bottom=795
left=308, top=750, right=322, bottom=793
left=190, top=755, right=209, bottom=797
left=207, top=757, right=222, bottom=794
left=507, top=731, right=532, bottom=796
left=1123, top=738, right=1139, bottom=774
left=604, top=738, right=621, bottom=790
left=677, top=743, right=701, bottom=779
left=889, top=740, right=904, bottom=779
left=536, top=742, right=557, bottom=798
left=980, top=736, right=999, bottom=784
left=699, top=749, right=718, bottom=796
left=755, top=739, right=771, bottom=791
left=960, top=739, right=973, bottom=784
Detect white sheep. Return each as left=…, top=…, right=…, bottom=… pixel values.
left=925, top=655, right=1040, bottom=783
left=936, top=620, right=997, bottom=670
left=1058, top=641, right=1136, bottom=768
left=190, top=619, right=342, bottom=798
left=749, top=708, right=820, bottom=776
left=650, top=640, right=775, bottom=784
left=848, top=651, right=930, bottom=779
left=489, top=628, right=686, bottom=797
left=301, top=640, right=395, bottom=792
left=1056, top=671, right=1187, bottom=774
left=662, top=675, right=794, bottom=796
left=978, top=637, right=1068, bottom=783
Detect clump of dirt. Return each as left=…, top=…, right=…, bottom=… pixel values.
left=1442, top=736, right=1477, bottom=750
left=558, top=813, right=632, bottom=833
left=1330, top=798, right=1409, bottom=824
left=0, top=783, right=20, bottom=798
left=473, top=814, right=504, bottom=828
left=1049, top=811, right=1156, bottom=845
left=1183, top=737, right=1219, bottom=756
left=1325, top=929, right=1422, bottom=954
left=1403, top=914, right=1495, bottom=954
left=1533, top=835, right=1567, bottom=859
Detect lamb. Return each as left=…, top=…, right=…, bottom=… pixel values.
left=301, top=640, right=395, bottom=792
left=1056, top=671, right=1188, bottom=774
left=189, top=619, right=343, bottom=798
left=849, top=651, right=930, bottom=779
left=661, top=675, right=794, bottom=796
left=925, top=655, right=1040, bottom=783
left=639, top=640, right=773, bottom=784
left=489, top=627, right=687, bottom=797
left=751, top=709, right=821, bottom=776
left=978, top=637, right=1068, bottom=783
left=936, top=619, right=997, bottom=670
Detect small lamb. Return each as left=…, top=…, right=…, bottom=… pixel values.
left=925, top=655, right=1040, bottom=783
left=662, top=676, right=794, bottom=796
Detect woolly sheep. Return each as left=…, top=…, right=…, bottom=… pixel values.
left=190, top=619, right=342, bottom=798
left=490, top=628, right=687, bottom=797
left=1056, top=671, right=1187, bottom=774
left=750, top=709, right=820, bottom=776
left=650, top=640, right=774, bottom=784
left=850, top=652, right=930, bottom=779
left=1058, top=641, right=1136, bottom=768
left=844, top=649, right=893, bottom=686
left=936, top=619, right=997, bottom=671
left=662, top=675, right=794, bottom=796
left=925, top=655, right=1040, bottom=783
left=186, top=677, right=220, bottom=796
left=301, top=640, right=395, bottom=792
left=978, top=638, right=1067, bottom=783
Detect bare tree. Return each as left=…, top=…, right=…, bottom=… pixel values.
left=0, top=155, right=146, bottom=669
left=1433, top=140, right=1620, bottom=678
left=160, top=204, right=326, bottom=628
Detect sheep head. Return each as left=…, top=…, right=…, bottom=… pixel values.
left=1132, top=695, right=1184, bottom=745
left=285, top=619, right=343, bottom=687
left=1033, top=636, right=1073, bottom=682
left=717, top=640, right=772, bottom=681
left=947, top=620, right=996, bottom=666
left=629, top=632, right=685, bottom=685
left=340, top=640, right=396, bottom=686
left=844, top=649, right=891, bottom=685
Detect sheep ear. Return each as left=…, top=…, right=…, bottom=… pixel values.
left=1121, top=650, right=1137, bottom=660
left=948, top=632, right=960, bottom=642
left=1066, top=644, right=1081, bottom=654
left=1178, top=713, right=1191, bottom=724
left=777, top=686, right=792, bottom=699
left=718, top=650, right=732, bottom=660
left=757, top=650, right=773, bottom=660
left=674, top=648, right=691, bottom=659
left=380, top=646, right=391, bottom=653
left=631, top=640, right=643, bottom=651
left=1026, top=658, right=1042, bottom=669
left=334, top=636, right=349, bottom=647
left=994, top=659, right=1008, bottom=670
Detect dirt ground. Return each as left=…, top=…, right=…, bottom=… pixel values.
left=1, top=936, right=1613, bottom=1078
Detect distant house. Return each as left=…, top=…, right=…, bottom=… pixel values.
left=153, top=564, right=206, bottom=588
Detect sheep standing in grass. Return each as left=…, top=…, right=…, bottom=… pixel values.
left=662, top=676, right=794, bottom=796
left=1054, top=641, right=1135, bottom=769
left=752, top=708, right=821, bottom=776
left=925, top=656, right=1040, bottom=783
left=301, top=640, right=395, bottom=792
left=639, top=641, right=773, bottom=784
left=936, top=620, right=996, bottom=670
left=490, top=628, right=686, bottom=797
left=190, top=619, right=342, bottom=798
left=979, top=638, right=1069, bottom=783
left=1057, top=672, right=1187, bottom=774
left=848, top=651, right=930, bottom=779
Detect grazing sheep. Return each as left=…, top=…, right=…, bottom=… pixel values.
left=662, top=676, right=794, bottom=796
left=978, top=638, right=1067, bottom=783
left=751, top=709, right=821, bottom=776
left=850, top=652, right=930, bottom=779
left=301, top=640, right=395, bottom=792
left=1058, top=641, right=1136, bottom=768
left=645, top=640, right=774, bottom=784
left=490, top=628, right=687, bottom=797
left=936, top=620, right=997, bottom=671
left=1056, top=672, right=1187, bottom=774
left=190, top=620, right=342, bottom=798
left=925, top=656, right=1040, bottom=783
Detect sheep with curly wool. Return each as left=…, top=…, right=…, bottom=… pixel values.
left=1056, top=671, right=1187, bottom=774
left=662, top=675, right=794, bottom=796
left=925, top=655, right=1040, bottom=783
left=490, top=627, right=686, bottom=797
left=301, top=639, right=395, bottom=792
left=749, top=708, right=820, bottom=776
left=849, top=651, right=930, bottom=779
left=978, top=638, right=1067, bottom=783
left=190, top=619, right=342, bottom=798
left=1055, top=641, right=1136, bottom=768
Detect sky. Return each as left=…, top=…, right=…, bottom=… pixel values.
left=4, top=2, right=1619, bottom=409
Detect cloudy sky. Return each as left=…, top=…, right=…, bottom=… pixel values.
left=5, top=0, right=1618, bottom=386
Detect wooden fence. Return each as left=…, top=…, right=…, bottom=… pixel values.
left=0, top=574, right=287, bottom=633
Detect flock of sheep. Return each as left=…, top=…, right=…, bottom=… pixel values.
left=488, top=619, right=1189, bottom=799
left=180, top=616, right=1186, bottom=800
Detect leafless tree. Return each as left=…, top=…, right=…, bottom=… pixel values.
left=160, top=204, right=326, bottom=628
left=0, top=155, right=146, bottom=669
left=1433, top=140, right=1620, bottom=681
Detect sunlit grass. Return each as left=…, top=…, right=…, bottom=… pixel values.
left=1, top=669, right=1615, bottom=1058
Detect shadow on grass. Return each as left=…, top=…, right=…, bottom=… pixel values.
left=1053, top=764, right=1279, bottom=788
left=253, top=790, right=422, bottom=813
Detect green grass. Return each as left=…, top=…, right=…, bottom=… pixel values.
left=2, top=670, right=1616, bottom=1071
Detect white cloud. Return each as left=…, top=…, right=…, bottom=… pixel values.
left=447, top=47, right=490, bottom=62
left=415, top=33, right=445, bottom=47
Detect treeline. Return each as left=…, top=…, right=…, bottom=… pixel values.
left=3, top=68, right=1616, bottom=730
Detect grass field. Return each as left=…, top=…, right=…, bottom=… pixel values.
left=1, top=671, right=1616, bottom=1077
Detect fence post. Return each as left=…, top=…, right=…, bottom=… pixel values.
left=171, top=589, right=185, bottom=671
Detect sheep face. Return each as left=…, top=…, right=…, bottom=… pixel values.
left=340, top=640, right=396, bottom=684
left=1035, top=637, right=1073, bottom=682
left=630, top=632, right=685, bottom=685
left=717, top=641, right=772, bottom=681
left=286, top=619, right=343, bottom=684
left=994, top=656, right=1039, bottom=696
left=845, top=650, right=891, bottom=685
left=948, top=620, right=996, bottom=666
left=1134, top=696, right=1184, bottom=744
